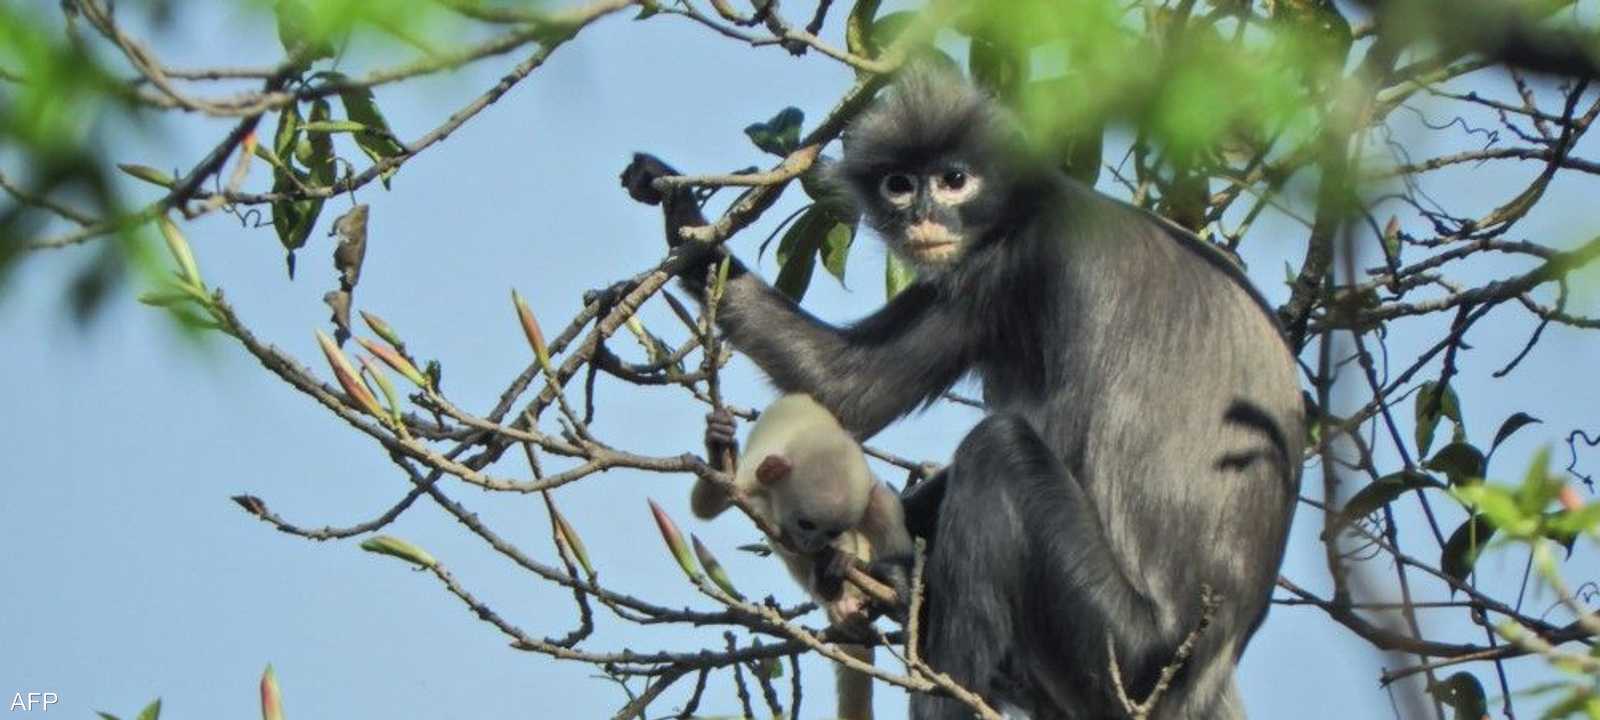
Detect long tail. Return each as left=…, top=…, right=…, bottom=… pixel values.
left=835, top=644, right=875, bottom=720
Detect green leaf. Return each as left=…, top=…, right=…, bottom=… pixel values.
left=773, top=207, right=830, bottom=301
left=136, top=698, right=162, bottom=720
left=360, top=535, right=437, bottom=569
left=269, top=102, right=322, bottom=275
left=270, top=178, right=322, bottom=275
left=1428, top=672, right=1487, bottom=719
left=1539, top=686, right=1596, bottom=720
left=1439, top=382, right=1463, bottom=424
left=865, top=11, right=923, bottom=55
left=885, top=253, right=917, bottom=299
left=97, top=714, right=122, bottom=720
left=743, top=107, right=804, bottom=157
left=1454, top=483, right=1529, bottom=534
left=273, top=103, right=301, bottom=160
left=1328, top=471, right=1443, bottom=537
left=774, top=241, right=819, bottom=302
left=1488, top=412, right=1542, bottom=462
left=821, top=221, right=855, bottom=284
left=1515, top=446, right=1562, bottom=518
left=1441, top=515, right=1495, bottom=588
left=1425, top=443, right=1486, bottom=486
left=1414, top=381, right=1443, bottom=457
left=274, top=0, right=335, bottom=62
left=305, top=98, right=337, bottom=184
left=333, top=76, right=405, bottom=187
left=968, top=33, right=1028, bottom=102
left=1541, top=509, right=1592, bottom=556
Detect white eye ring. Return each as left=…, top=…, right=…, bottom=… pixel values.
left=931, top=170, right=980, bottom=205
left=879, top=173, right=917, bottom=207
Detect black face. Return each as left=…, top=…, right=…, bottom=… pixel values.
left=855, top=153, right=1012, bottom=273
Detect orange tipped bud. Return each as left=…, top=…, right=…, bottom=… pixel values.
left=647, top=499, right=700, bottom=581
left=358, top=338, right=428, bottom=389
left=316, top=330, right=383, bottom=418
left=550, top=506, right=594, bottom=577
left=260, top=664, right=283, bottom=720
left=511, top=289, right=552, bottom=374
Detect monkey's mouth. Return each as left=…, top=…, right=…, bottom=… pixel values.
left=782, top=530, right=827, bottom=555
left=903, top=222, right=961, bottom=261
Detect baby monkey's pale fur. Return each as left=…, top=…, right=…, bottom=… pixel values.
left=691, top=394, right=912, bottom=720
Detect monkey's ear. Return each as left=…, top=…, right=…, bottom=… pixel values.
left=755, top=454, right=792, bottom=485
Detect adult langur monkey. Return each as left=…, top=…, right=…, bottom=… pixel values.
left=694, top=393, right=913, bottom=720
left=620, top=64, right=1302, bottom=719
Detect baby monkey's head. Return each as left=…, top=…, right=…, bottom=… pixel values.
left=754, top=427, right=874, bottom=555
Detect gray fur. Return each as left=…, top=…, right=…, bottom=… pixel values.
left=621, top=67, right=1301, bottom=719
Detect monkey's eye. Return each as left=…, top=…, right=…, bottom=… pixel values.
left=930, top=169, right=980, bottom=204
left=797, top=519, right=816, bottom=532
left=880, top=173, right=917, bottom=200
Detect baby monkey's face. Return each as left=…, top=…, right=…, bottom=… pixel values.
left=759, top=444, right=872, bottom=556
left=771, top=467, right=867, bottom=555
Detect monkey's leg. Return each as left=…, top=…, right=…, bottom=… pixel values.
left=913, top=414, right=1177, bottom=720
left=911, top=417, right=1027, bottom=720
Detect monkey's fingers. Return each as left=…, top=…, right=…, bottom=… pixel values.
left=619, top=153, right=679, bottom=205
left=865, top=557, right=912, bottom=621
left=703, top=410, right=738, bottom=445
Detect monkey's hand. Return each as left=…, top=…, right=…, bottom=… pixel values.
left=812, top=548, right=852, bottom=603
left=620, top=153, right=735, bottom=300
left=866, top=555, right=913, bottom=623
left=703, top=409, right=739, bottom=472
left=619, top=153, right=680, bottom=208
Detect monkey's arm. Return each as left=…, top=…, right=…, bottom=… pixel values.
left=858, top=481, right=913, bottom=611
left=622, top=154, right=970, bottom=438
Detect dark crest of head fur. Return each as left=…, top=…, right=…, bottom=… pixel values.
left=833, top=62, right=1020, bottom=184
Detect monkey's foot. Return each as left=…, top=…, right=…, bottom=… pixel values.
left=826, top=601, right=877, bottom=645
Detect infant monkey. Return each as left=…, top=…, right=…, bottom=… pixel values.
left=694, top=394, right=912, bottom=720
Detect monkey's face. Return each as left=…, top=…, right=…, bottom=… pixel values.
left=856, top=157, right=1012, bottom=274
left=765, top=460, right=869, bottom=555
left=779, top=511, right=850, bottom=555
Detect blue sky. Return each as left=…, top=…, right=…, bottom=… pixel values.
left=3, top=2, right=1599, bottom=718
